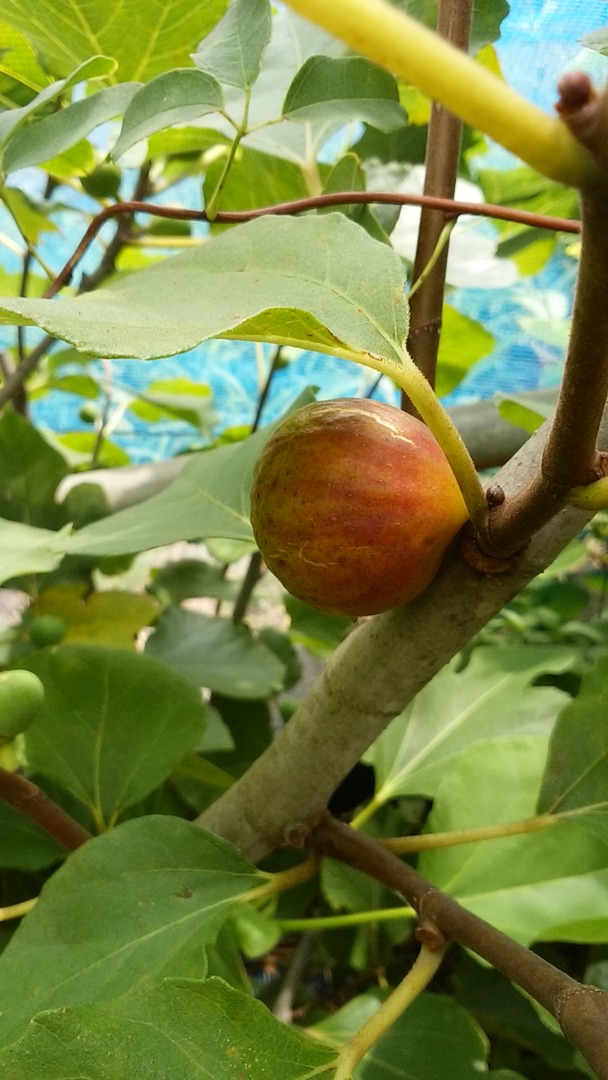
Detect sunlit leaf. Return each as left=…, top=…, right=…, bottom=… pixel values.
left=366, top=646, right=572, bottom=804
left=0, top=0, right=229, bottom=81
left=419, top=736, right=608, bottom=945
left=0, top=57, right=116, bottom=145
left=192, top=0, right=272, bottom=90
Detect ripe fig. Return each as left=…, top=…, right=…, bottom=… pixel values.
left=250, top=399, right=469, bottom=617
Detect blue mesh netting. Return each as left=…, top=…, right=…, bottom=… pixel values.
left=3, top=0, right=608, bottom=461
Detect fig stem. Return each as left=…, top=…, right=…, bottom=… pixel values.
left=567, top=476, right=608, bottom=510
left=333, top=943, right=446, bottom=1079
left=354, top=348, right=488, bottom=529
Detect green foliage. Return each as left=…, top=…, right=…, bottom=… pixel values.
left=0, top=2, right=605, bottom=1078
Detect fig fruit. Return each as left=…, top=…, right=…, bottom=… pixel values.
left=250, top=399, right=469, bottom=617
left=0, top=670, right=45, bottom=739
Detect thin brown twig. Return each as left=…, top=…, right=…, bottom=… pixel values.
left=0, top=767, right=92, bottom=851
left=303, top=813, right=608, bottom=1080
left=404, top=0, right=474, bottom=398
left=43, top=191, right=581, bottom=300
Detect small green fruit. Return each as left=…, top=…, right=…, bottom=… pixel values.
left=0, top=670, right=45, bottom=739
left=81, top=163, right=121, bottom=200
left=78, top=402, right=101, bottom=424
left=250, top=399, right=469, bottom=617
left=29, top=614, right=67, bottom=647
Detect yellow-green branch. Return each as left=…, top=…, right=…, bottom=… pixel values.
left=283, top=0, right=602, bottom=189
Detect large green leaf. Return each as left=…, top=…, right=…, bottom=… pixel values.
left=112, top=69, right=224, bottom=159
left=21, top=644, right=208, bottom=826
left=0, top=0, right=229, bottom=81
left=366, top=646, right=572, bottom=804
left=4, top=83, right=139, bottom=172
left=419, top=736, right=608, bottom=945
left=0, top=817, right=261, bottom=1049
left=0, top=215, right=409, bottom=363
left=192, top=0, right=272, bottom=90
left=0, top=977, right=337, bottom=1078
left=146, top=609, right=286, bottom=699
left=283, top=55, right=406, bottom=131
left=538, top=655, right=608, bottom=820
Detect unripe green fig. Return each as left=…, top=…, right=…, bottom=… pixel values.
left=0, top=670, right=45, bottom=739
left=81, top=163, right=121, bottom=200
left=29, top=614, right=67, bottom=647
left=250, top=399, right=469, bottom=617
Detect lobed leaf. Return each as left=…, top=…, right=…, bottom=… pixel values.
left=21, top=644, right=208, bottom=825
left=0, top=976, right=337, bottom=1078
left=0, top=0, right=229, bottom=81
left=0, top=817, right=262, bottom=1049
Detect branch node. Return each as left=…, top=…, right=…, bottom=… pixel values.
left=414, top=918, right=447, bottom=951
left=460, top=528, right=516, bottom=575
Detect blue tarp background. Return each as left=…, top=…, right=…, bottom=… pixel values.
left=2, top=1, right=608, bottom=460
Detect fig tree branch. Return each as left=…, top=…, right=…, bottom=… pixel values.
left=404, top=0, right=473, bottom=395
left=479, top=85, right=608, bottom=557
left=304, top=813, right=608, bottom=1080
left=0, top=767, right=91, bottom=851
left=42, top=192, right=580, bottom=300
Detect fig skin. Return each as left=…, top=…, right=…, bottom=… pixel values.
left=250, top=398, right=469, bottom=617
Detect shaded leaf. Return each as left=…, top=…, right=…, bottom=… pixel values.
left=0, top=976, right=337, bottom=1078
left=0, top=519, right=72, bottom=585
left=112, top=69, right=224, bottom=158
left=192, top=0, right=272, bottom=90
left=316, top=990, right=488, bottom=1079
left=0, top=215, right=410, bottom=364
left=0, top=818, right=261, bottom=1048
left=0, top=801, right=64, bottom=870
left=0, top=0, right=229, bottom=82
left=4, top=83, right=139, bottom=172
left=21, top=644, right=207, bottom=825
left=283, top=55, right=406, bottom=131
left=0, top=409, right=68, bottom=529
left=146, top=608, right=285, bottom=699
left=367, top=646, right=572, bottom=803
